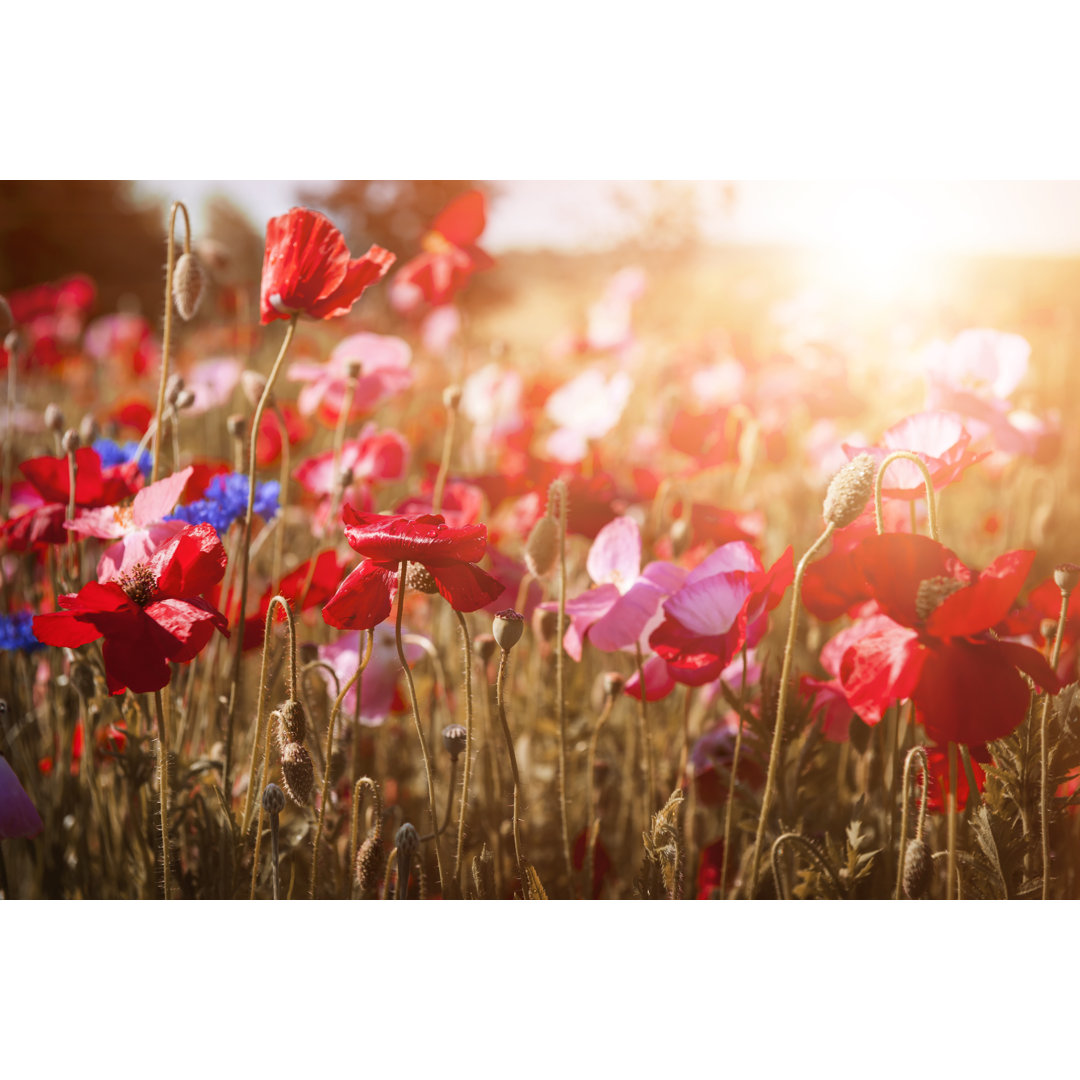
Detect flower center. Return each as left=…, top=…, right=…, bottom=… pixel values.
left=116, top=563, right=158, bottom=606
left=915, top=575, right=965, bottom=621
left=113, top=505, right=135, bottom=531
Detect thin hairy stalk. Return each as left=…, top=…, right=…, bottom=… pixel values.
left=240, top=596, right=298, bottom=835
left=310, top=632, right=372, bottom=898
left=894, top=745, right=929, bottom=899
left=495, top=648, right=528, bottom=892
left=224, top=314, right=298, bottom=796
left=153, top=689, right=171, bottom=899
left=301, top=659, right=340, bottom=775
left=395, top=562, right=447, bottom=895
left=249, top=717, right=277, bottom=899
left=634, top=642, right=656, bottom=818
left=551, top=480, right=573, bottom=887
left=421, top=759, right=458, bottom=841
left=432, top=397, right=458, bottom=516
left=770, top=833, right=843, bottom=900
left=748, top=523, right=835, bottom=896
left=269, top=812, right=280, bottom=900
left=453, top=610, right=475, bottom=881
left=719, top=652, right=750, bottom=898
left=1040, top=589, right=1069, bottom=899
left=151, top=201, right=191, bottom=484
left=349, top=777, right=382, bottom=897
left=270, top=405, right=291, bottom=588
left=873, top=450, right=939, bottom=541
left=585, top=692, right=616, bottom=897
left=946, top=741, right=959, bottom=900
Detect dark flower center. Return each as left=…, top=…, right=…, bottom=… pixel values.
left=915, top=575, right=965, bottom=621
left=116, top=563, right=158, bottom=607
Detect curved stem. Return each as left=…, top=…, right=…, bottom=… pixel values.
left=495, top=648, right=528, bottom=893
left=249, top=710, right=277, bottom=899
left=349, top=776, right=382, bottom=898
left=395, top=561, right=447, bottom=896
left=894, top=744, right=929, bottom=899
left=224, top=315, right=298, bottom=797
left=873, top=450, right=939, bottom=542
left=748, top=523, right=834, bottom=896
left=241, top=595, right=298, bottom=835
left=151, top=200, right=191, bottom=484
left=634, top=642, right=655, bottom=818
left=453, top=610, right=475, bottom=882
left=309, top=630, right=372, bottom=898
left=770, top=833, right=843, bottom=900
left=153, top=689, right=171, bottom=899
left=270, top=405, right=291, bottom=590
left=1040, top=588, right=1069, bottom=899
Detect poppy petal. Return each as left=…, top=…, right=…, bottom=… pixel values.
left=151, top=523, right=227, bottom=599
left=926, top=549, right=1034, bottom=639
left=839, top=621, right=925, bottom=725
left=322, top=561, right=397, bottom=631
left=425, top=562, right=506, bottom=613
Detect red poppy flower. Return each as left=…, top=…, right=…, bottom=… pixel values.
left=838, top=533, right=1060, bottom=745
left=260, top=207, right=396, bottom=324
left=33, top=523, right=229, bottom=695
left=322, top=508, right=504, bottom=631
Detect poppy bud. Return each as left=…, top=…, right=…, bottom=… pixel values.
left=79, top=415, right=99, bottom=445
left=0, top=296, right=12, bottom=337
left=443, top=384, right=462, bottom=410
left=174, top=388, right=196, bottom=411
left=344, top=358, right=363, bottom=380
left=241, top=370, right=272, bottom=409
left=44, top=404, right=65, bottom=433
left=328, top=748, right=346, bottom=786
left=280, top=742, right=314, bottom=806
left=172, top=252, right=206, bottom=321
left=473, top=633, right=497, bottom=664
left=275, top=699, right=307, bottom=746
left=262, top=782, right=286, bottom=816
left=1055, top=563, right=1080, bottom=596
left=298, top=642, right=319, bottom=665
left=395, top=822, right=419, bottom=874
left=165, top=373, right=185, bottom=407
left=602, top=671, right=625, bottom=699
left=442, top=723, right=467, bottom=761
left=532, top=606, right=558, bottom=643
left=355, top=834, right=385, bottom=895
left=226, top=413, right=246, bottom=440
left=61, top=428, right=81, bottom=455
left=823, top=453, right=876, bottom=530
left=493, top=608, right=525, bottom=652
left=405, top=562, right=439, bottom=595
left=525, top=514, right=558, bottom=578
left=902, top=837, right=933, bottom=899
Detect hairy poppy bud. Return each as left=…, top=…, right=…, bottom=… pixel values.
left=1055, top=563, right=1080, bottom=596
left=602, top=671, right=625, bottom=699
left=525, top=515, right=558, bottom=578
left=355, top=834, right=385, bottom=896
left=493, top=608, right=525, bottom=651
left=395, top=822, right=419, bottom=866
left=275, top=699, right=307, bottom=747
left=172, top=252, right=206, bottom=321
left=298, top=642, right=319, bottom=665
left=174, top=388, right=196, bottom=411
left=44, top=404, right=65, bottom=433
left=442, top=723, right=467, bottom=761
left=902, top=837, right=933, bottom=899
left=280, top=742, right=314, bottom=806
left=262, top=782, right=286, bottom=816
left=532, top=606, right=558, bottom=643
left=79, top=415, right=99, bottom=445
left=823, top=453, right=875, bottom=529
left=61, top=428, right=81, bottom=455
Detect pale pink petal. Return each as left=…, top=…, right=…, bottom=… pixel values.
left=66, top=506, right=125, bottom=540
left=420, top=305, right=461, bottom=356
left=545, top=428, right=589, bottom=463
left=99, top=521, right=188, bottom=580
left=587, top=517, right=641, bottom=590
left=663, top=574, right=754, bottom=637
left=132, top=466, right=193, bottom=527
left=685, top=542, right=762, bottom=588
left=185, top=358, right=241, bottom=415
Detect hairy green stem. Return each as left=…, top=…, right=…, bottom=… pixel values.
left=874, top=450, right=939, bottom=541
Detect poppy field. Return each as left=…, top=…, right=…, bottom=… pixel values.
left=3, top=181, right=1080, bottom=902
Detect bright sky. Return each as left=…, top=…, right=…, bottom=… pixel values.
left=138, top=180, right=1080, bottom=256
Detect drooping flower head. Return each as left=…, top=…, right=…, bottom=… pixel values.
left=260, top=207, right=395, bottom=324
left=322, top=509, right=504, bottom=631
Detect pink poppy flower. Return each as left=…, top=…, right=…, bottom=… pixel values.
left=921, top=328, right=1030, bottom=404
left=288, top=332, right=412, bottom=425
left=542, top=516, right=686, bottom=661
left=317, top=625, right=427, bottom=726
left=84, top=312, right=160, bottom=377
left=0, top=755, right=43, bottom=840
left=67, top=466, right=193, bottom=579
left=842, top=411, right=988, bottom=499
left=544, top=368, right=633, bottom=464
left=182, top=357, right=242, bottom=415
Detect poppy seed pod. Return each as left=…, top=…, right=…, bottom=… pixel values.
left=172, top=252, right=206, bottom=321
left=493, top=609, right=525, bottom=652
left=275, top=699, right=307, bottom=747
left=442, top=723, right=467, bottom=761
left=61, top=428, right=81, bottom=455
left=44, top=403, right=65, bottom=434
left=280, top=742, right=314, bottom=806
left=823, top=453, right=876, bottom=529
left=1055, top=563, right=1080, bottom=596
left=902, top=837, right=933, bottom=899
left=262, top=782, right=286, bottom=816
left=524, top=514, right=558, bottom=578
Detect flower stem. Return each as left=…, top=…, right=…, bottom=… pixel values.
left=894, top=745, right=928, bottom=899
left=719, top=652, right=750, bottom=898
left=495, top=647, right=528, bottom=893
left=151, top=201, right=191, bottom=485
left=432, top=396, right=458, bottom=516
left=946, top=741, right=959, bottom=900
left=153, top=688, right=171, bottom=900
left=327, top=369, right=358, bottom=529
left=1040, top=588, right=1069, bottom=899
left=634, top=642, right=656, bottom=818
left=585, top=691, right=616, bottom=898
left=748, top=523, right=834, bottom=896
left=270, top=405, right=291, bottom=589
left=224, top=314, right=297, bottom=798
left=551, top=479, right=573, bottom=890
left=396, top=561, right=447, bottom=896
left=770, top=833, right=843, bottom=900
left=452, top=610, right=475, bottom=883
left=873, top=450, right=939, bottom=541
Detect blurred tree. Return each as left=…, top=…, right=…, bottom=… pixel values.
left=300, top=180, right=498, bottom=259
left=0, top=181, right=168, bottom=318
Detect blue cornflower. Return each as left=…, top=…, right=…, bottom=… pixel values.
left=93, top=438, right=153, bottom=478
left=169, top=473, right=280, bottom=535
left=0, top=612, right=44, bottom=653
